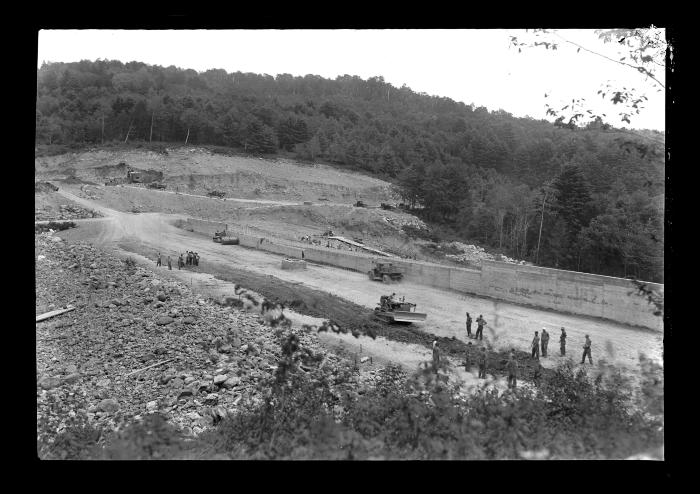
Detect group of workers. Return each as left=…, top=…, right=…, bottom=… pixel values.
left=430, top=312, right=596, bottom=390
left=155, top=251, right=200, bottom=270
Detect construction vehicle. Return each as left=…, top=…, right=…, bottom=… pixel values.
left=147, top=182, right=166, bottom=190
left=374, top=295, right=427, bottom=324
left=368, top=261, right=403, bottom=283
left=354, top=200, right=366, bottom=207
left=213, top=229, right=227, bottom=243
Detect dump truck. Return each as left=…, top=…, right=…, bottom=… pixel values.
left=374, top=295, right=427, bottom=324
left=368, top=261, right=403, bottom=283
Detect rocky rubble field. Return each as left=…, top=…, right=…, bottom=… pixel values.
left=35, top=203, right=102, bottom=222
left=35, top=232, right=359, bottom=452
left=442, top=241, right=527, bottom=265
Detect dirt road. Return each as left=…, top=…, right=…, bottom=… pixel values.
left=56, top=188, right=664, bottom=375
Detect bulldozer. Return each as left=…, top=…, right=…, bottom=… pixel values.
left=374, top=294, right=427, bottom=324
left=212, top=229, right=227, bottom=243
left=368, top=261, right=403, bottom=283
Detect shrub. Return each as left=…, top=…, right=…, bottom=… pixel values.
left=35, top=221, right=76, bottom=233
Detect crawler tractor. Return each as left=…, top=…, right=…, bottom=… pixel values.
left=374, top=295, right=427, bottom=324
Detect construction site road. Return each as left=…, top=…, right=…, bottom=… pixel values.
left=55, top=188, right=664, bottom=376
left=120, top=185, right=357, bottom=208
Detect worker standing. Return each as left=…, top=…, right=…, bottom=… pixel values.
left=432, top=340, right=440, bottom=374
left=581, top=334, right=593, bottom=365
left=466, top=312, right=473, bottom=338
left=560, top=327, right=567, bottom=356
left=475, top=315, right=485, bottom=340
left=167, top=255, right=172, bottom=270
left=195, top=252, right=200, bottom=266
left=178, top=253, right=183, bottom=270
left=531, top=331, right=540, bottom=359
left=156, top=252, right=162, bottom=267
left=478, top=347, right=488, bottom=379
left=541, top=329, right=549, bottom=357
left=506, top=351, right=518, bottom=389
left=533, top=361, right=543, bottom=387
left=464, top=341, right=473, bottom=372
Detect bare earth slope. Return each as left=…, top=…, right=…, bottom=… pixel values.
left=54, top=188, right=663, bottom=377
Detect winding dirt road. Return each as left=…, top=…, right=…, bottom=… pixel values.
left=56, top=188, right=664, bottom=374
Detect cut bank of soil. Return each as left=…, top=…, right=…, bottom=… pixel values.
left=116, top=237, right=551, bottom=381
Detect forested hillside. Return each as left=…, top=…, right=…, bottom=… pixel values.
left=35, top=60, right=665, bottom=282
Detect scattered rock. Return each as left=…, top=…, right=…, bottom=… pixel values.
left=213, top=374, right=228, bottom=385
left=63, top=373, right=81, bottom=384
left=156, top=316, right=174, bottom=326
left=38, top=376, right=62, bottom=390
left=98, top=398, right=119, bottom=413
left=222, top=376, right=240, bottom=389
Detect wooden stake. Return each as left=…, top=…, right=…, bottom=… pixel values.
left=125, top=358, right=174, bottom=377
left=36, top=306, right=76, bottom=323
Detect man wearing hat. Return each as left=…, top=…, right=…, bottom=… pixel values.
left=560, top=327, right=567, bottom=356
left=541, top=328, right=550, bottom=357
left=432, top=340, right=440, bottom=374
left=475, top=315, right=486, bottom=341
left=506, top=350, right=518, bottom=389
left=464, top=341, right=474, bottom=372
left=465, top=312, right=473, bottom=338
left=581, top=334, right=593, bottom=364
left=478, top=346, right=488, bottom=379
left=531, top=331, right=540, bottom=359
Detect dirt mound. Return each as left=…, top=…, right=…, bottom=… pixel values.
left=35, top=181, right=59, bottom=193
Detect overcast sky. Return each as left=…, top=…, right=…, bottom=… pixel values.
left=37, top=29, right=665, bottom=131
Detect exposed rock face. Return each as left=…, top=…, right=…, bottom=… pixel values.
left=36, top=232, right=343, bottom=449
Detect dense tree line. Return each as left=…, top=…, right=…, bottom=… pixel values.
left=35, top=60, right=664, bottom=282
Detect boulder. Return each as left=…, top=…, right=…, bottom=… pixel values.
left=182, top=316, right=197, bottom=325
left=203, top=393, right=219, bottom=405
left=156, top=316, right=174, bottom=326
left=213, top=374, right=228, bottom=385
left=63, top=373, right=81, bottom=384
left=38, top=376, right=62, bottom=390
left=98, top=398, right=119, bottom=413
left=222, top=376, right=240, bottom=389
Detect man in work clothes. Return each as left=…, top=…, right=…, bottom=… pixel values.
left=506, top=352, right=518, bottom=389
left=478, top=347, right=488, bottom=379
left=531, top=331, right=540, bottom=359
left=581, top=334, right=593, bottom=364
left=541, top=329, right=549, bottom=357
left=464, top=341, right=473, bottom=372
left=167, top=255, right=172, bottom=270
left=195, top=252, right=199, bottom=266
left=560, top=327, right=567, bottom=356
left=178, top=253, right=184, bottom=270
left=432, top=340, right=440, bottom=374
left=475, top=315, right=485, bottom=341
left=156, top=252, right=162, bottom=267
left=465, top=312, right=473, bottom=338
left=533, top=361, right=543, bottom=387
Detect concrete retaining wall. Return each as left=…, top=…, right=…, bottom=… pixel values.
left=480, top=260, right=663, bottom=330
left=205, top=224, right=663, bottom=329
